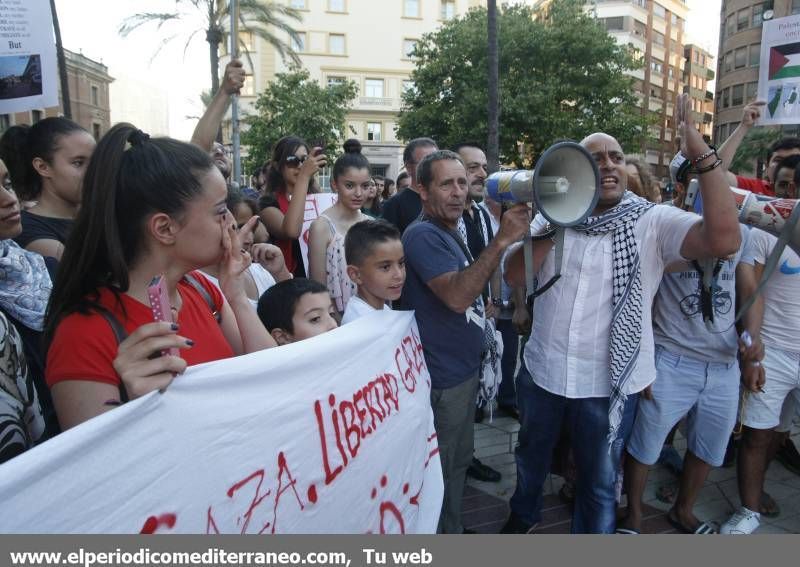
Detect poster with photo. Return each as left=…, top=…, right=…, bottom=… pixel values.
left=0, top=0, right=58, bottom=114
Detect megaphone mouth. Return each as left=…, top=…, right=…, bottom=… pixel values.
left=533, top=141, right=601, bottom=227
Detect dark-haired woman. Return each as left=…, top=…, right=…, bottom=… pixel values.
left=44, top=124, right=275, bottom=430
left=307, top=140, right=370, bottom=314
left=258, top=136, right=326, bottom=278
left=362, top=176, right=382, bottom=218
left=0, top=118, right=95, bottom=261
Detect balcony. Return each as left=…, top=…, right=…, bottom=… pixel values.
left=705, top=90, right=713, bottom=101
left=358, top=96, right=397, bottom=107
left=704, top=112, right=713, bottom=124
left=707, top=69, right=715, bottom=81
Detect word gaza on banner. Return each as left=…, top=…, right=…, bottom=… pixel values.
left=0, top=311, right=442, bottom=534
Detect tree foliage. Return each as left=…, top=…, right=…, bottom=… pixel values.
left=241, top=68, right=358, bottom=172
left=397, top=0, right=648, bottom=166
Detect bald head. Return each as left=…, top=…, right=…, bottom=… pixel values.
left=581, top=132, right=626, bottom=212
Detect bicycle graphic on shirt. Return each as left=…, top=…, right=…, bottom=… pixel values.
left=679, top=289, right=732, bottom=319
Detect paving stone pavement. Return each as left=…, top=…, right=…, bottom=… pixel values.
left=462, top=413, right=800, bottom=534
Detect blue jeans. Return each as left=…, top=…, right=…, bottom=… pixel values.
left=509, top=366, right=639, bottom=534
left=496, top=318, right=519, bottom=408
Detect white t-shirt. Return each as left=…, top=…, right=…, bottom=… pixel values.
left=523, top=204, right=699, bottom=398
left=202, top=264, right=277, bottom=309
left=741, top=228, right=800, bottom=353
left=341, top=295, right=389, bottom=324
left=653, top=225, right=750, bottom=363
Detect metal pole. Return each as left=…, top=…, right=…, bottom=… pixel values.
left=230, top=0, right=242, bottom=187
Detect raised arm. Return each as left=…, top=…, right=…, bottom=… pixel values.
left=677, top=93, right=742, bottom=260
left=718, top=100, right=766, bottom=186
left=190, top=60, right=245, bottom=151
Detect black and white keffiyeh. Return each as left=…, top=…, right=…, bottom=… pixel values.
left=574, top=192, right=655, bottom=446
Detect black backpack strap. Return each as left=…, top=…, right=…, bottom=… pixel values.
left=183, top=273, right=221, bottom=322
left=95, top=307, right=130, bottom=403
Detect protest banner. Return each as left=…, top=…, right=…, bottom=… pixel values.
left=299, top=193, right=337, bottom=274
left=758, top=14, right=800, bottom=124
left=0, top=311, right=442, bottom=534
left=0, top=0, right=58, bottom=114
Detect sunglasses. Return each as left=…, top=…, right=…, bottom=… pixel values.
left=284, top=155, right=308, bottom=168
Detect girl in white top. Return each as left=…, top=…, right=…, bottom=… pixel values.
left=307, top=140, right=370, bottom=314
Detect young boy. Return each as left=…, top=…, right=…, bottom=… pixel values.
left=257, top=278, right=338, bottom=345
left=342, top=219, right=406, bottom=324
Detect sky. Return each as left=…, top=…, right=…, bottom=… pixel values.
left=54, top=0, right=723, bottom=139
left=0, top=55, right=30, bottom=78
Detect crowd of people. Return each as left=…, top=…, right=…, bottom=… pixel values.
left=1, top=59, right=799, bottom=536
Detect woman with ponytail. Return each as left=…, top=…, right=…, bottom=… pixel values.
left=0, top=118, right=95, bottom=261
left=307, top=139, right=371, bottom=315
left=44, top=124, right=275, bottom=430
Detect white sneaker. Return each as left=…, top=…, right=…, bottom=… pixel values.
left=720, top=507, right=760, bottom=534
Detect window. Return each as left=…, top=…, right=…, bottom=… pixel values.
left=31, top=110, right=42, bottom=123
left=633, top=20, right=647, bottom=38
left=403, top=39, right=417, bottom=58
left=242, top=74, right=256, bottom=96
left=737, top=9, right=749, bottom=31
left=291, top=32, right=306, bottom=52
left=726, top=14, right=736, bottom=37
left=724, top=51, right=732, bottom=73
left=404, top=0, right=420, bottom=18
left=732, top=84, right=744, bottom=106
left=722, top=87, right=729, bottom=108
left=750, top=44, right=760, bottom=67
left=735, top=47, right=747, bottom=69
left=328, top=0, right=345, bottom=11
left=327, top=75, right=346, bottom=88
left=747, top=81, right=758, bottom=101
left=653, top=3, right=666, bottom=19
left=329, top=34, right=345, bottom=55
left=753, top=4, right=763, bottom=27
left=365, top=78, right=384, bottom=98
left=793, top=0, right=800, bottom=15
left=700, top=54, right=706, bottom=67
left=367, top=122, right=382, bottom=142
left=671, top=13, right=682, bottom=30
left=0, top=114, right=9, bottom=132
left=290, top=0, right=306, bottom=8
left=91, top=85, right=99, bottom=106
left=633, top=0, right=647, bottom=8
left=239, top=31, right=254, bottom=51
left=650, top=58, right=663, bottom=75
left=441, top=0, right=455, bottom=20
left=92, top=123, right=101, bottom=140
left=653, top=31, right=665, bottom=46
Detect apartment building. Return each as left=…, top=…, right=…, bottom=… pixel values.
left=684, top=43, right=715, bottom=141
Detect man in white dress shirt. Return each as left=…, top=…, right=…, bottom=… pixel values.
left=500, top=95, right=741, bottom=533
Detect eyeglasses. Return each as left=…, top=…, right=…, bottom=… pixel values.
left=284, top=155, right=308, bottom=168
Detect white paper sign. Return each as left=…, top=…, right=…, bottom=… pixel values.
left=299, top=193, right=337, bottom=274
left=757, top=14, right=800, bottom=125
left=0, top=311, right=442, bottom=534
left=0, top=0, right=58, bottom=114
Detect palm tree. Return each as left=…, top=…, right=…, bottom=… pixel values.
left=119, top=0, right=302, bottom=95
left=50, top=0, right=71, bottom=119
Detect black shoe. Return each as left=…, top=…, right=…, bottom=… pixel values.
left=497, top=404, right=519, bottom=421
left=474, top=406, right=485, bottom=423
left=722, top=435, right=738, bottom=468
left=467, top=457, right=502, bottom=482
left=500, top=512, right=535, bottom=534
left=776, top=438, right=800, bottom=476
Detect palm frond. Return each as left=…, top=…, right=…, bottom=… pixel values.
left=118, top=12, right=180, bottom=37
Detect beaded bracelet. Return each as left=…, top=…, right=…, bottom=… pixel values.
left=691, top=147, right=718, bottom=166
left=695, top=158, right=723, bottom=175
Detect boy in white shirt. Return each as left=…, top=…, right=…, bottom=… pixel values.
left=341, top=220, right=406, bottom=324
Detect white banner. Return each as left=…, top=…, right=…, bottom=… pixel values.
left=299, top=193, right=337, bottom=275
left=0, top=0, right=58, bottom=114
left=0, top=311, right=442, bottom=534
left=758, top=14, right=800, bottom=125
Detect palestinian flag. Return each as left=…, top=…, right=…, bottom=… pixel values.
left=769, top=42, right=800, bottom=80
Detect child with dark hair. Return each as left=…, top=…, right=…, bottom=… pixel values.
left=0, top=117, right=96, bottom=260
left=307, top=139, right=371, bottom=315
left=257, top=278, right=338, bottom=345
left=341, top=219, right=405, bottom=324
left=44, top=123, right=275, bottom=430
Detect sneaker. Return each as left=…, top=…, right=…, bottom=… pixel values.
left=775, top=438, right=800, bottom=476
left=720, top=507, right=760, bottom=535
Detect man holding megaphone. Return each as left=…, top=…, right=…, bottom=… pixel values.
left=500, top=94, right=742, bottom=534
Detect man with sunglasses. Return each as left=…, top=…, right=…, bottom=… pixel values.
left=381, top=138, right=438, bottom=234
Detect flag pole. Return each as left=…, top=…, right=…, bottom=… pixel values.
left=230, top=0, right=241, bottom=188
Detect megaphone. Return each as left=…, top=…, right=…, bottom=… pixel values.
left=732, top=187, right=800, bottom=256
left=485, top=141, right=601, bottom=227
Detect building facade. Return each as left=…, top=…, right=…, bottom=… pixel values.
left=224, top=0, right=486, bottom=182
left=715, top=0, right=800, bottom=148
left=683, top=43, right=715, bottom=142
left=0, top=49, right=113, bottom=139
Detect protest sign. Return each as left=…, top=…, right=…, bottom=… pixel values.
left=0, top=311, right=442, bottom=534
left=758, top=14, right=800, bottom=124
left=0, top=0, right=58, bottom=114
left=299, top=193, right=337, bottom=274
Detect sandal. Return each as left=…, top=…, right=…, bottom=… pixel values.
left=667, top=509, right=717, bottom=534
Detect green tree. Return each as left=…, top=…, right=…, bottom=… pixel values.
left=730, top=127, right=782, bottom=176
left=397, top=0, right=647, bottom=166
left=119, top=0, right=302, bottom=95
left=241, top=68, right=358, bottom=172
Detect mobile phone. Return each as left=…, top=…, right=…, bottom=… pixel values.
left=310, top=139, right=325, bottom=156
left=147, top=275, right=178, bottom=357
